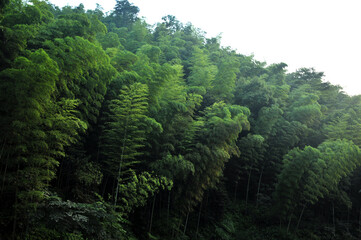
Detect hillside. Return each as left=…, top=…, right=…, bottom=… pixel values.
left=1, top=1, right=361, bottom=239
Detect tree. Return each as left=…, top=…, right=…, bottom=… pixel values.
left=226, top=134, right=265, bottom=205
left=207, top=49, right=240, bottom=103
left=187, top=46, right=217, bottom=96
left=43, top=36, right=116, bottom=126
left=0, top=49, right=86, bottom=234
left=112, top=0, right=139, bottom=27
left=179, top=102, right=250, bottom=212
left=274, top=139, right=361, bottom=231
left=99, top=82, right=150, bottom=205
left=234, top=75, right=274, bottom=117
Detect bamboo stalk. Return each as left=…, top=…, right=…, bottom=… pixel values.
left=149, top=194, right=156, bottom=233
left=256, top=167, right=264, bottom=208
left=295, top=204, right=306, bottom=231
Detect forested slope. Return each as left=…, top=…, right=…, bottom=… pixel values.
left=1, top=1, right=361, bottom=239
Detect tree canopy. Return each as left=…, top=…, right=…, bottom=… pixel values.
left=1, top=1, right=361, bottom=239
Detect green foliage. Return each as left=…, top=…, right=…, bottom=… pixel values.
left=97, top=32, right=122, bottom=49
left=118, top=170, right=173, bottom=214
left=235, top=75, right=274, bottom=115
left=180, top=102, right=250, bottom=211
left=275, top=139, right=361, bottom=219
left=208, top=49, right=240, bottom=103
left=99, top=82, right=149, bottom=179
left=0, top=49, right=84, bottom=204
left=75, top=162, right=103, bottom=187
left=323, top=96, right=361, bottom=146
left=137, top=44, right=162, bottom=63
left=150, top=154, right=195, bottom=181
left=286, top=85, right=322, bottom=127
left=232, top=134, right=266, bottom=177
left=43, top=36, right=116, bottom=125
left=187, top=46, right=217, bottom=95
left=1, top=1, right=361, bottom=240
left=27, top=196, right=132, bottom=240
left=112, top=0, right=139, bottom=28
left=253, top=105, right=283, bottom=137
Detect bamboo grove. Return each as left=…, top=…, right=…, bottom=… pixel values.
left=1, top=1, right=361, bottom=239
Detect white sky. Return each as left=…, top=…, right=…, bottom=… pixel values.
left=49, top=0, right=361, bottom=96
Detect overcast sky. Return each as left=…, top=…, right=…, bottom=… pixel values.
left=49, top=0, right=361, bottom=96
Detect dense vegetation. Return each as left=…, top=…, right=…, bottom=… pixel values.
left=1, top=0, right=361, bottom=239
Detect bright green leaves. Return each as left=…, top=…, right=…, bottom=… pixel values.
left=275, top=146, right=323, bottom=216
left=137, top=44, right=161, bottom=63
left=180, top=102, right=250, bottom=211
left=1, top=0, right=51, bottom=26
left=45, top=11, right=106, bottom=40
left=106, top=49, right=137, bottom=73
left=100, top=82, right=149, bottom=179
left=323, top=96, right=361, bottom=147
left=275, top=139, right=361, bottom=218
left=44, top=36, right=116, bottom=125
left=99, top=82, right=156, bottom=207
left=150, top=154, right=194, bottom=182
left=118, top=170, right=173, bottom=214
left=317, top=140, right=361, bottom=190
left=0, top=49, right=85, bottom=207
left=235, top=75, right=274, bottom=116
left=208, top=51, right=240, bottom=103
left=286, top=85, right=322, bottom=127
left=0, top=0, right=45, bottom=67
left=0, top=49, right=58, bottom=150
left=97, top=32, right=123, bottom=50
left=1, top=49, right=58, bottom=114
left=187, top=46, right=217, bottom=96
left=2, top=1, right=361, bottom=239
left=253, top=105, right=283, bottom=137
left=197, top=102, right=250, bottom=146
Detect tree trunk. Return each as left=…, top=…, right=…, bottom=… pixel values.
left=111, top=177, right=116, bottom=202
left=234, top=180, right=238, bottom=202
left=1, top=153, right=8, bottom=194
left=12, top=164, right=19, bottom=240
left=245, top=168, right=252, bottom=209
left=172, top=216, right=182, bottom=238
left=286, top=214, right=292, bottom=234
left=149, top=194, right=156, bottom=233
left=204, top=192, right=209, bottom=224
left=332, top=202, right=335, bottom=236
left=295, top=204, right=306, bottom=231
left=167, top=191, right=171, bottom=220
left=0, top=138, right=6, bottom=160
left=101, top=175, right=109, bottom=198
left=57, top=160, right=64, bottom=187
left=183, top=210, right=190, bottom=235
left=159, top=192, right=162, bottom=216
left=256, top=167, right=264, bottom=208
left=195, top=200, right=203, bottom=239
left=359, top=207, right=361, bottom=237
left=12, top=190, right=18, bottom=240
left=0, top=140, right=5, bottom=189
left=114, top=115, right=129, bottom=206
left=347, top=208, right=350, bottom=233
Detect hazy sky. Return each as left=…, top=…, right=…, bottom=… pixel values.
left=49, top=0, right=361, bottom=95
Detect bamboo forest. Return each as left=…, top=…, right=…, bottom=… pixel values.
left=2, top=0, right=361, bottom=239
